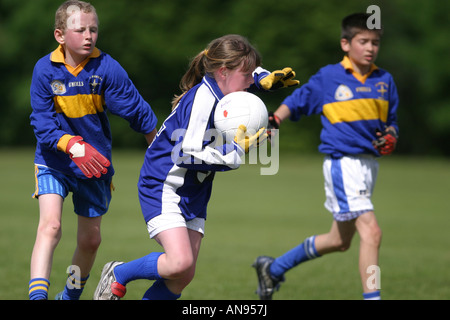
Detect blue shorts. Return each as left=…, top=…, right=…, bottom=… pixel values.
left=33, top=165, right=112, bottom=218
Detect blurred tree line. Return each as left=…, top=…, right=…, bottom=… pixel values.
left=1, top=0, right=449, bottom=156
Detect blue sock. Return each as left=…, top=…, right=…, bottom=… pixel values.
left=29, top=278, right=50, bottom=300
left=142, top=280, right=181, bottom=300
left=270, top=235, right=321, bottom=279
left=363, top=290, right=381, bottom=300
left=62, top=274, right=89, bottom=300
left=114, top=252, right=164, bottom=285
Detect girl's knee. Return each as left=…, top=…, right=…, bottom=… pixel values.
left=166, top=255, right=195, bottom=280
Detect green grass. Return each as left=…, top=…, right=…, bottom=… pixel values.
left=1, top=148, right=449, bottom=300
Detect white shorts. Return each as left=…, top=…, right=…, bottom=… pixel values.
left=323, top=155, right=378, bottom=221
left=146, top=212, right=205, bottom=239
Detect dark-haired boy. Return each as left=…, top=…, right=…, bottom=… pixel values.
left=253, top=12, right=399, bottom=300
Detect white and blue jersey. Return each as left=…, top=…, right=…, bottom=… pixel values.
left=138, top=75, right=244, bottom=223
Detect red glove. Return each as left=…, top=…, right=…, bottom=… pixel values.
left=372, top=127, right=398, bottom=155
left=66, top=136, right=110, bottom=178
left=267, top=111, right=281, bottom=140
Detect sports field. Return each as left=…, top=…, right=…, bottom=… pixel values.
left=1, top=148, right=449, bottom=300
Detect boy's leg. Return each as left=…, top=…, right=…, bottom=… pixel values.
left=354, top=211, right=382, bottom=297
left=269, top=219, right=356, bottom=278
left=314, top=219, right=356, bottom=254
left=59, top=215, right=102, bottom=300
left=254, top=219, right=357, bottom=300
left=73, top=215, right=102, bottom=277
left=29, top=194, right=64, bottom=299
left=59, top=177, right=111, bottom=299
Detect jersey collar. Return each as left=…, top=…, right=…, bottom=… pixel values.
left=202, top=75, right=224, bottom=101
left=341, top=55, right=378, bottom=84
left=50, top=45, right=101, bottom=76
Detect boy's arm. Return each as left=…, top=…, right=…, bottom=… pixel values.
left=270, top=69, right=324, bottom=127
left=273, top=104, right=292, bottom=125
left=31, top=76, right=71, bottom=152
left=103, top=58, right=158, bottom=135
left=372, top=76, right=400, bottom=156
left=372, top=126, right=398, bottom=156
left=266, top=104, right=291, bottom=137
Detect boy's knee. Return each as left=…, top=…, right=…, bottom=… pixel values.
left=78, top=234, right=102, bottom=253
left=38, top=220, right=62, bottom=241
left=365, top=225, right=382, bottom=247
left=335, top=239, right=352, bottom=252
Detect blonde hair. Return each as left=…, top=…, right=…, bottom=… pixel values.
left=172, top=34, right=261, bottom=109
left=54, top=0, right=97, bottom=32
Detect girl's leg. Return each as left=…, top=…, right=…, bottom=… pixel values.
left=154, top=227, right=203, bottom=295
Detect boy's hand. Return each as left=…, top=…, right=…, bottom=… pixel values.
left=233, top=125, right=268, bottom=153
left=267, top=111, right=281, bottom=139
left=66, top=136, right=110, bottom=178
left=253, top=67, right=300, bottom=91
left=372, top=127, right=398, bottom=155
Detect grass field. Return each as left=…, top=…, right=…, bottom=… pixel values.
left=1, top=148, right=449, bottom=300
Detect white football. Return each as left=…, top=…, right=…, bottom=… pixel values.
left=214, top=91, right=268, bottom=143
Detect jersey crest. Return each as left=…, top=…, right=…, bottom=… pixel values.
left=334, top=84, right=353, bottom=101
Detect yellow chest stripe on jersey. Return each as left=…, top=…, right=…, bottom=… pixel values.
left=323, top=98, right=388, bottom=124
left=54, top=94, right=105, bottom=118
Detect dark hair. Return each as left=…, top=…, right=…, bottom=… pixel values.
left=341, top=13, right=383, bottom=40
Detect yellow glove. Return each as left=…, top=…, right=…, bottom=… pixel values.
left=234, top=125, right=268, bottom=153
left=259, top=67, right=300, bottom=91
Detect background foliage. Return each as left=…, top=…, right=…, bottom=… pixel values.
left=1, top=0, right=449, bottom=156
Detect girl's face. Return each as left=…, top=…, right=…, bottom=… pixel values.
left=216, top=63, right=255, bottom=96
left=341, top=30, right=380, bottom=74
left=55, top=11, right=98, bottom=67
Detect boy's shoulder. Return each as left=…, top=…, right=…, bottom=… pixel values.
left=315, top=61, right=345, bottom=76
left=34, top=51, right=53, bottom=67
left=33, top=49, right=118, bottom=74
left=317, top=61, right=394, bottom=80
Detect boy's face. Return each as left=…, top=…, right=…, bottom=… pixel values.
left=341, top=30, right=380, bottom=73
left=55, top=11, right=98, bottom=65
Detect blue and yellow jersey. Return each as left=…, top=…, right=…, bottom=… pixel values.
left=283, top=56, right=399, bottom=157
left=30, top=45, right=157, bottom=179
